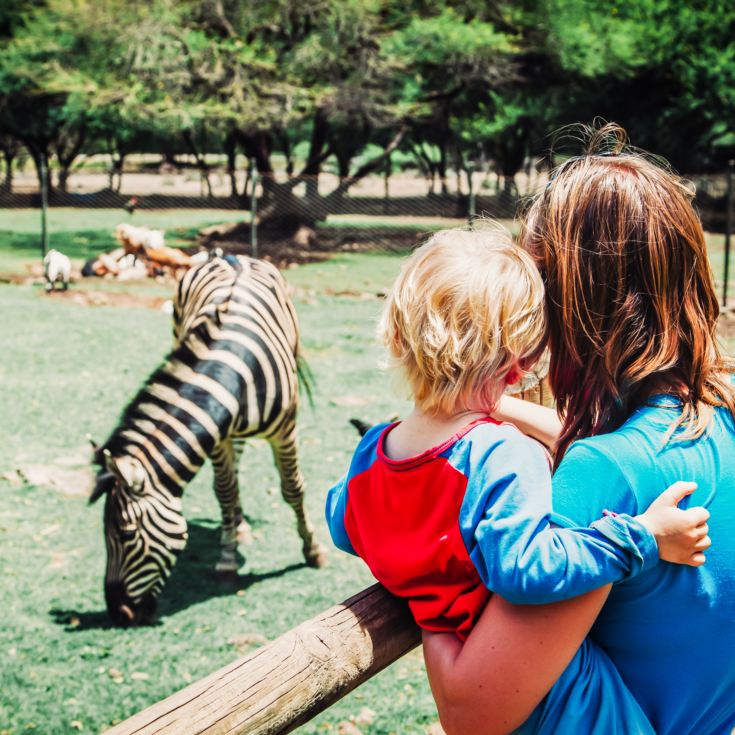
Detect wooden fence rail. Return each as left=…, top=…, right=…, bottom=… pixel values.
left=105, top=584, right=420, bottom=735
left=106, top=381, right=553, bottom=735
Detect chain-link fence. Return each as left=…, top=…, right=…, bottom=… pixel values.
left=0, top=156, right=732, bottom=304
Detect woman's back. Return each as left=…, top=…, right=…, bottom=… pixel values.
left=552, top=398, right=735, bottom=734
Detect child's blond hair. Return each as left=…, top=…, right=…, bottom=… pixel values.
left=378, top=227, right=546, bottom=415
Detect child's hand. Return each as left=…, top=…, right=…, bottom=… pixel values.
left=636, top=481, right=711, bottom=566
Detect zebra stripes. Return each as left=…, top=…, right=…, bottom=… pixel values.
left=90, top=256, right=326, bottom=626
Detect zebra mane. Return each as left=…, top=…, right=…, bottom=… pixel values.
left=173, top=257, right=245, bottom=347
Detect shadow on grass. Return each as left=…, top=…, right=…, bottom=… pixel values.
left=49, top=519, right=306, bottom=631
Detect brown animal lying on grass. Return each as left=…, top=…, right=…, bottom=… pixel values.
left=84, top=224, right=193, bottom=279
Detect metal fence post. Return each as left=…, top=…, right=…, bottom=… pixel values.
left=249, top=161, right=258, bottom=259
left=467, top=162, right=476, bottom=229
left=724, top=160, right=734, bottom=308
left=40, top=152, right=49, bottom=258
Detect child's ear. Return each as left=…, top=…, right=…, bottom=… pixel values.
left=505, top=362, right=523, bottom=386
left=519, top=354, right=539, bottom=372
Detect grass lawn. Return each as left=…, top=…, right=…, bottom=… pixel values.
left=0, top=246, right=443, bottom=735
left=1, top=208, right=733, bottom=734
left=0, top=209, right=247, bottom=274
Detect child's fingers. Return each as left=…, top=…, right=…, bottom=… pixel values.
left=694, top=535, right=712, bottom=551
left=689, top=552, right=707, bottom=566
left=683, top=506, right=710, bottom=526
left=659, top=481, right=698, bottom=506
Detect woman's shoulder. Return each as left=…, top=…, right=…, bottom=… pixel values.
left=565, top=399, right=683, bottom=465
left=552, top=432, right=642, bottom=524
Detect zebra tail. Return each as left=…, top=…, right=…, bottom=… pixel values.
left=297, top=353, right=315, bottom=408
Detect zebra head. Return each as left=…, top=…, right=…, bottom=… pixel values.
left=89, top=450, right=188, bottom=626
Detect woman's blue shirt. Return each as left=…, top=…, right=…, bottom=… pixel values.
left=548, top=397, right=735, bottom=735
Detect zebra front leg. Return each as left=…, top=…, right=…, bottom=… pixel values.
left=210, top=439, right=250, bottom=574
left=270, top=431, right=327, bottom=568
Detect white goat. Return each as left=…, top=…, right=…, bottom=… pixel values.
left=43, top=249, right=72, bottom=292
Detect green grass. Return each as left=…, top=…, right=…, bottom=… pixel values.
left=1, top=208, right=733, bottom=734
left=0, top=208, right=245, bottom=234
left=0, top=209, right=248, bottom=274
left=0, top=250, right=447, bottom=735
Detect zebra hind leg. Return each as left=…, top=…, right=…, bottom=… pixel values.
left=270, top=431, right=327, bottom=568
left=211, top=439, right=250, bottom=575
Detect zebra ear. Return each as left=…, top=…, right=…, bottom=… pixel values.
left=89, top=472, right=115, bottom=505
left=104, top=451, right=146, bottom=496
left=87, top=434, right=105, bottom=465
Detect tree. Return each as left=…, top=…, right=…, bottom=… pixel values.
left=382, top=7, right=519, bottom=194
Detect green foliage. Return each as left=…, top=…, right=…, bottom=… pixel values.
left=1, top=0, right=733, bottom=182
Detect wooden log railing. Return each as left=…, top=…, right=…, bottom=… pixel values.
left=107, top=379, right=553, bottom=734
left=105, top=585, right=421, bottom=735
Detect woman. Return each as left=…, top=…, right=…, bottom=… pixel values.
left=423, top=125, right=735, bottom=735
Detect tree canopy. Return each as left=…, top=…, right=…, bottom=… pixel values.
left=0, top=0, right=733, bottom=200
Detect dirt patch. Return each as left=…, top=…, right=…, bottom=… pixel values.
left=197, top=221, right=426, bottom=269
left=4, top=465, right=93, bottom=497
left=0, top=272, right=36, bottom=285
left=2, top=446, right=95, bottom=497
left=330, top=394, right=372, bottom=408
left=0, top=273, right=174, bottom=309
left=44, top=288, right=171, bottom=310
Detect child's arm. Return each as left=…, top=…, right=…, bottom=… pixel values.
left=325, top=422, right=392, bottom=556
left=325, top=476, right=358, bottom=555
left=492, top=394, right=562, bottom=450
left=465, top=430, right=709, bottom=605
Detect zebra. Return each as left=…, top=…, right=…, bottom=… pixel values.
left=89, top=255, right=327, bottom=626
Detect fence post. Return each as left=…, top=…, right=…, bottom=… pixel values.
left=250, top=161, right=258, bottom=259
left=40, top=152, right=49, bottom=258
left=724, top=160, right=734, bottom=308
left=467, top=162, right=476, bottom=229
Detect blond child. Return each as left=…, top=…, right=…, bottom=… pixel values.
left=326, top=229, right=709, bottom=640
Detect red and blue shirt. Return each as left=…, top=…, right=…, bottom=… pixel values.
left=326, top=418, right=657, bottom=640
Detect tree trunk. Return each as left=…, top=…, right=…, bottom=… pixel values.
left=279, top=132, right=294, bottom=177
left=1, top=150, right=14, bottom=193
left=503, top=173, right=516, bottom=197
left=55, top=123, right=87, bottom=193
left=26, top=142, right=53, bottom=195
left=303, top=110, right=329, bottom=202
left=335, top=151, right=352, bottom=182
left=438, top=140, right=448, bottom=195
left=383, top=153, right=392, bottom=213
left=57, top=166, right=71, bottom=193
left=182, top=130, right=213, bottom=199
left=112, top=149, right=126, bottom=193
left=224, top=132, right=239, bottom=199
left=323, top=126, right=407, bottom=209
left=236, top=126, right=406, bottom=243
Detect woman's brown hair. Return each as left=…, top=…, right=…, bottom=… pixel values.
left=521, top=123, right=735, bottom=465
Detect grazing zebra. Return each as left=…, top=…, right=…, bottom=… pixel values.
left=89, top=255, right=327, bottom=626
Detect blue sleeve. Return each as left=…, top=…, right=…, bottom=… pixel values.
left=325, top=475, right=357, bottom=556
left=461, top=431, right=657, bottom=605
left=324, top=421, right=389, bottom=557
